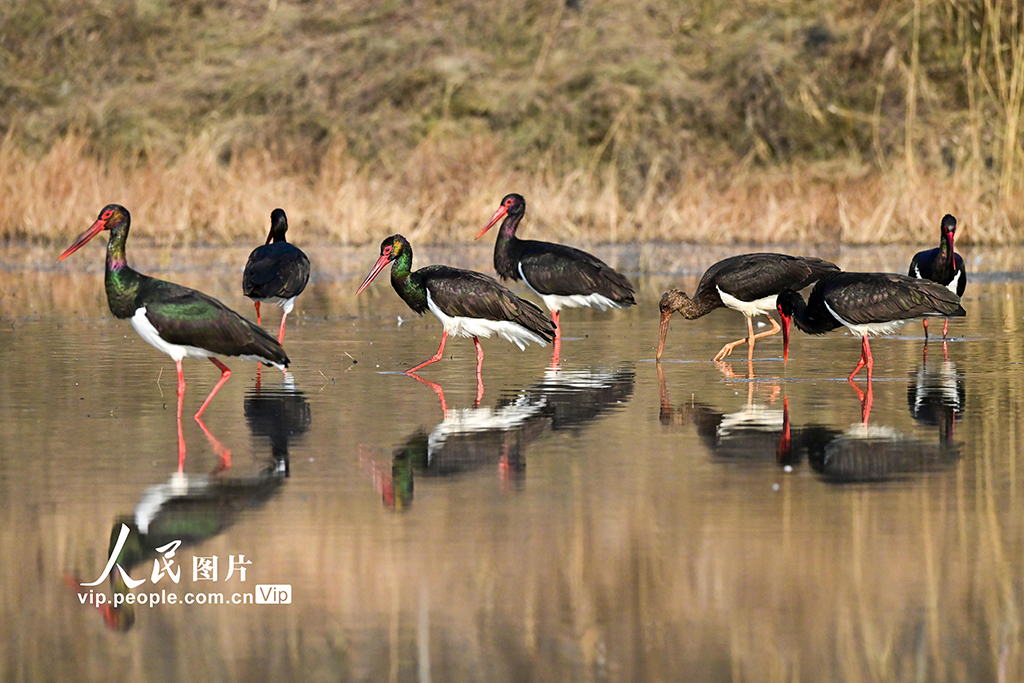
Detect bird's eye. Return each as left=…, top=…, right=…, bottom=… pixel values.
left=102, top=209, right=113, bottom=219
left=383, top=245, right=392, bottom=256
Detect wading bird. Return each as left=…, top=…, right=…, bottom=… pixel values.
left=776, top=272, right=965, bottom=381
left=355, top=234, right=555, bottom=379
left=908, top=213, right=966, bottom=338
left=657, top=253, right=839, bottom=362
left=476, top=193, right=634, bottom=340
left=58, top=205, right=289, bottom=463
left=242, top=208, right=310, bottom=344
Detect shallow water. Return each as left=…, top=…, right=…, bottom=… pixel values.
left=2, top=243, right=1024, bottom=682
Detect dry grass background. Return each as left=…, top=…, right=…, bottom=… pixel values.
left=1, top=0, right=1023, bottom=247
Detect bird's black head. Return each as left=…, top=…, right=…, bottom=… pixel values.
left=775, top=289, right=803, bottom=319
left=58, top=204, right=131, bottom=262
left=775, top=289, right=804, bottom=365
left=940, top=214, right=957, bottom=242
left=499, top=193, right=526, bottom=217
left=477, top=193, right=526, bottom=239
left=267, top=208, right=288, bottom=244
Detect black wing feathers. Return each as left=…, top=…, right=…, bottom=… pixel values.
left=821, top=272, right=965, bottom=325
left=700, top=253, right=840, bottom=301
left=516, top=240, right=635, bottom=304
left=243, top=243, right=311, bottom=300
left=421, top=266, right=556, bottom=342
left=140, top=278, right=289, bottom=366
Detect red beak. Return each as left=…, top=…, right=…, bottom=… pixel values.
left=356, top=253, right=392, bottom=295
left=57, top=218, right=106, bottom=262
left=780, top=313, right=791, bottom=364
left=656, top=309, right=672, bottom=361
left=476, top=205, right=507, bottom=240
left=265, top=229, right=274, bottom=246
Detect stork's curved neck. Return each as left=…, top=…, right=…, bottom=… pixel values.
left=389, top=246, right=426, bottom=311
left=493, top=212, right=524, bottom=279
left=789, top=295, right=838, bottom=335
left=103, top=223, right=144, bottom=319
left=105, top=223, right=130, bottom=273
left=675, top=293, right=719, bottom=320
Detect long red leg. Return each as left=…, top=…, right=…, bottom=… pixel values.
left=254, top=301, right=261, bottom=326
left=474, top=336, right=484, bottom=407
left=176, top=361, right=186, bottom=472
left=551, top=310, right=560, bottom=340
left=942, top=317, right=949, bottom=338
left=864, top=336, right=874, bottom=381
left=407, top=331, right=448, bottom=374
left=922, top=317, right=929, bottom=339
left=550, top=336, right=561, bottom=369
left=278, top=311, right=288, bottom=344
left=848, top=335, right=873, bottom=381
left=195, top=358, right=231, bottom=419
left=195, top=414, right=232, bottom=473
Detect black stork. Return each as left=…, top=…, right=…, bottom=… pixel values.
left=908, top=213, right=966, bottom=338
left=475, top=193, right=635, bottom=340
left=656, top=253, right=840, bottom=362
left=58, top=205, right=289, bottom=436
left=355, top=234, right=555, bottom=378
left=776, top=271, right=966, bottom=381
left=242, top=208, right=311, bottom=344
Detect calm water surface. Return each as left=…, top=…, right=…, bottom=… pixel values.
left=2, top=243, right=1024, bottom=682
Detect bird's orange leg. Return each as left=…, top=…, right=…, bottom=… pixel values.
left=195, top=358, right=231, bottom=419
left=922, top=317, right=929, bottom=339
left=714, top=329, right=749, bottom=362
left=848, top=335, right=874, bottom=381
left=254, top=301, right=261, bottom=326
left=408, top=331, right=448, bottom=374
left=942, top=317, right=949, bottom=338
left=551, top=310, right=561, bottom=340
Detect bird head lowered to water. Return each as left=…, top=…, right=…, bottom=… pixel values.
left=656, top=289, right=698, bottom=361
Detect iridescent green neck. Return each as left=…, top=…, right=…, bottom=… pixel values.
left=103, top=223, right=141, bottom=318
left=389, top=247, right=427, bottom=312
left=105, top=223, right=129, bottom=272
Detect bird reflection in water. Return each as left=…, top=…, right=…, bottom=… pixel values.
left=68, top=385, right=307, bottom=631
left=67, top=460, right=288, bottom=631
left=371, top=366, right=634, bottom=510
left=657, top=362, right=793, bottom=465
left=783, top=378, right=960, bottom=483
left=244, top=380, right=313, bottom=475
left=910, top=340, right=964, bottom=443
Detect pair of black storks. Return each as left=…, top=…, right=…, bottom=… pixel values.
left=356, top=193, right=635, bottom=375
left=57, top=205, right=309, bottom=443
left=657, top=214, right=966, bottom=378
